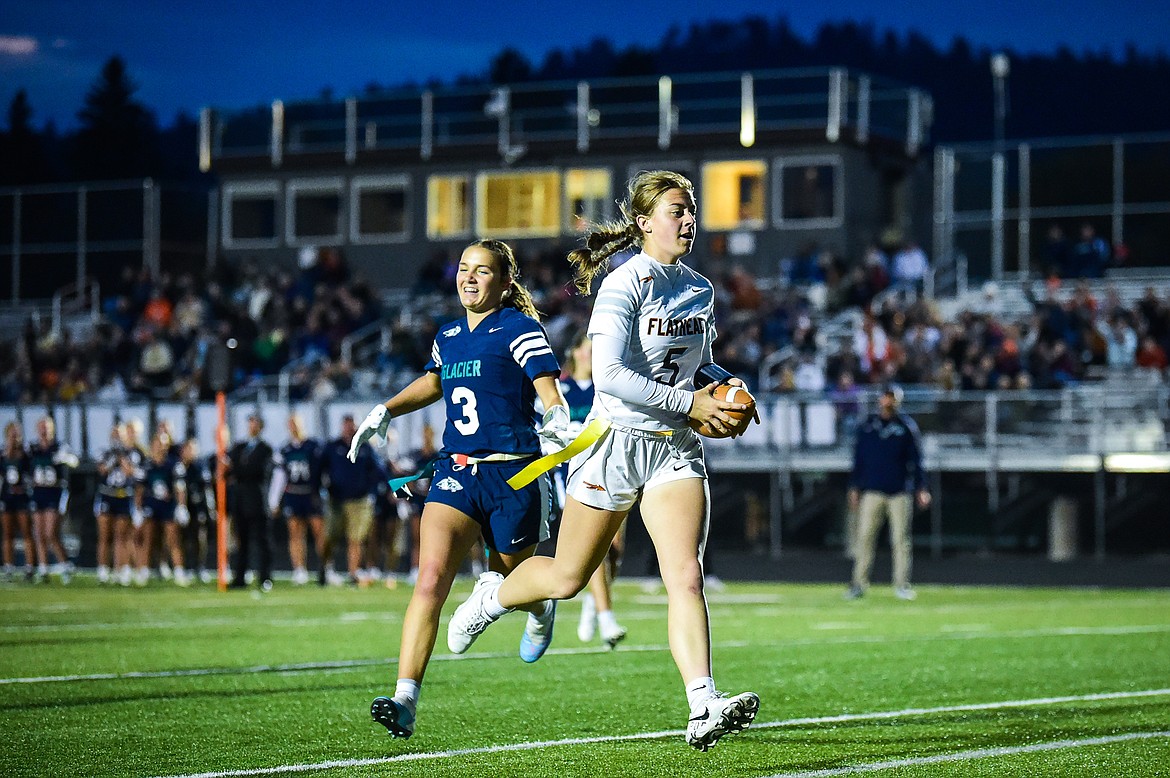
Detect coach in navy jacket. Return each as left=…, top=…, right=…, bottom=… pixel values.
left=846, top=385, right=930, bottom=601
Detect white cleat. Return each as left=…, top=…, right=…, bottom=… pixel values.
left=291, top=568, right=310, bottom=586
left=577, top=593, right=596, bottom=642
left=599, top=620, right=627, bottom=650
left=174, top=567, right=192, bottom=587
left=685, top=691, right=760, bottom=752
left=447, top=571, right=504, bottom=654
left=894, top=586, right=917, bottom=601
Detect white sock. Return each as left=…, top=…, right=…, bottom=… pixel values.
left=394, top=679, right=420, bottom=715
left=598, top=609, right=619, bottom=631
left=581, top=593, right=595, bottom=610
left=483, top=586, right=512, bottom=619
left=686, top=676, right=717, bottom=712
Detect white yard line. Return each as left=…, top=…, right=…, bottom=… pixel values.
left=1, top=641, right=750, bottom=685
left=5, top=623, right=1169, bottom=685
left=761, top=730, right=1170, bottom=777
left=147, top=688, right=1170, bottom=778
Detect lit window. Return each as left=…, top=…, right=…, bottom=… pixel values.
left=351, top=175, right=409, bottom=242
left=565, top=168, right=611, bottom=232
left=288, top=178, right=343, bottom=244
left=223, top=182, right=279, bottom=247
left=701, top=161, right=766, bottom=230
left=427, top=175, right=470, bottom=239
left=476, top=170, right=561, bottom=238
left=776, top=157, right=842, bottom=225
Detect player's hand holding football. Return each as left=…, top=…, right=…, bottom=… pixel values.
left=688, top=383, right=748, bottom=437
left=349, top=404, right=391, bottom=462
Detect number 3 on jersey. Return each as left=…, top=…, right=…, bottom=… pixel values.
left=450, top=386, right=481, bottom=435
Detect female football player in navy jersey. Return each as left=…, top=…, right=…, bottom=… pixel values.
left=351, top=238, right=571, bottom=739
left=273, top=415, right=324, bottom=586
left=447, top=171, right=760, bottom=751
left=28, top=416, right=78, bottom=583
left=94, top=424, right=138, bottom=585
left=1, top=422, right=33, bottom=581
left=134, top=433, right=190, bottom=587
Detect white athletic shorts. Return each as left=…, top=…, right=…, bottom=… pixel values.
left=566, top=423, right=706, bottom=512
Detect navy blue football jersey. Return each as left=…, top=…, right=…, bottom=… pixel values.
left=140, top=456, right=184, bottom=512
left=425, top=307, right=560, bottom=458
left=557, top=377, right=595, bottom=424
left=1, top=448, right=29, bottom=498
left=277, top=440, right=322, bottom=495
left=98, top=447, right=140, bottom=498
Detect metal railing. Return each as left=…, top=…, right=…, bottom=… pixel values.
left=51, top=279, right=100, bottom=336
left=933, top=132, right=1170, bottom=283
left=203, top=68, right=931, bottom=168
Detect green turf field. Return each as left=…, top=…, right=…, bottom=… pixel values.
left=2, top=576, right=1168, bottom=777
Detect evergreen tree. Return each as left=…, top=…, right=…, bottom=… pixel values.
left=72, top=56, right=161, bottom=180
left=0, top=90, right=51, bottom=184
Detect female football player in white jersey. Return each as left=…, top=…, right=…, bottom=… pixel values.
left=447, top=170, right=760, bottom=751
left=350, top=238, right=572, bottom=740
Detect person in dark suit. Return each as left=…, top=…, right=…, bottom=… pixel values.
left=225, top=413, right=274, bottom=590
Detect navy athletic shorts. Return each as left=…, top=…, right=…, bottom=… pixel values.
left=424, top=457, right=550, bottom=554
left=95, top=495, right=133, bottom=517
left=281, top=492, right=321, bottom=520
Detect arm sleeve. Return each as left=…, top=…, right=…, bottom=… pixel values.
left=592, top=332, right=693, bottom=416
left=267, top=467, right=287, bottom=512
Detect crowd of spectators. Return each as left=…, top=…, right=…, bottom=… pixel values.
left=1, top=246, right=393, bottom=404
left=2, top=224, right=1168, bottom=410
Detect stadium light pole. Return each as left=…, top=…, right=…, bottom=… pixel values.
left=990, top=52, right=1011, bottom=280
left=991, top=52, right=1010, bottom=150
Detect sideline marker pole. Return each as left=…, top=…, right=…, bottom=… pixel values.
left=216, top=391, right=228, bottom=592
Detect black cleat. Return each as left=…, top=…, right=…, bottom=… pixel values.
left=371, top=696, right=414, bottom=739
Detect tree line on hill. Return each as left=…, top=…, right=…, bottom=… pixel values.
left=2, top=17, right=1168, bottom=187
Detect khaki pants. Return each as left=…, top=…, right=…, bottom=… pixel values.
left=328, top=497, right=374, bottom=543
left=850, top=491, right=912, bottom=590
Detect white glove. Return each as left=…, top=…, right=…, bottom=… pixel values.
left=174, top=504, right=190, bottom=527
left=131, top=505, right=146, bottom=529
left=58, top=489, right=70, bottom=514
left=537, top=404, right=576, bottom=450
left=349, top=405, right=391, bottom=463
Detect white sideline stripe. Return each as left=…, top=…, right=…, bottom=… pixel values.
left=6, top=622, right=1170, bottom=683
left=0, top=613, right=403, bottom=634
left=0, top=640, right=748, bottom=686
left=147, top=689, right=1170, bottom=778
left=762, top=731, right=1170, bottom=777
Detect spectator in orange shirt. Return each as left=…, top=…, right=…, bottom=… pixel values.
left=142, top=289, right=173, bottom=330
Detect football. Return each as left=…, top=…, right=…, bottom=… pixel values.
left=688, top=383, right=756, bottom=439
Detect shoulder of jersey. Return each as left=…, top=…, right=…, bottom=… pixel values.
left=497, top=306, right=542, bottom=330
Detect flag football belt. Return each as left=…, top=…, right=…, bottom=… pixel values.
left=450, top=452, right=530, bottom=466
left=387, top=451, right=532, bottom=499
left=505, top=418, right=615, bottom=490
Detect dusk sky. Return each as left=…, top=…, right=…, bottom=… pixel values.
left=2, top=0, right=1168, bottom=130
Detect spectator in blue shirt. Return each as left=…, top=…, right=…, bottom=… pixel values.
left=846, top=384, right=930, bottom=601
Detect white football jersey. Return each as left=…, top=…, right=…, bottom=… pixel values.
left=587, top=252, right=716, bottom=432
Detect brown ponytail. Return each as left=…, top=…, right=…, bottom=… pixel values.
left=568, top=169, right=694, bottom=294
